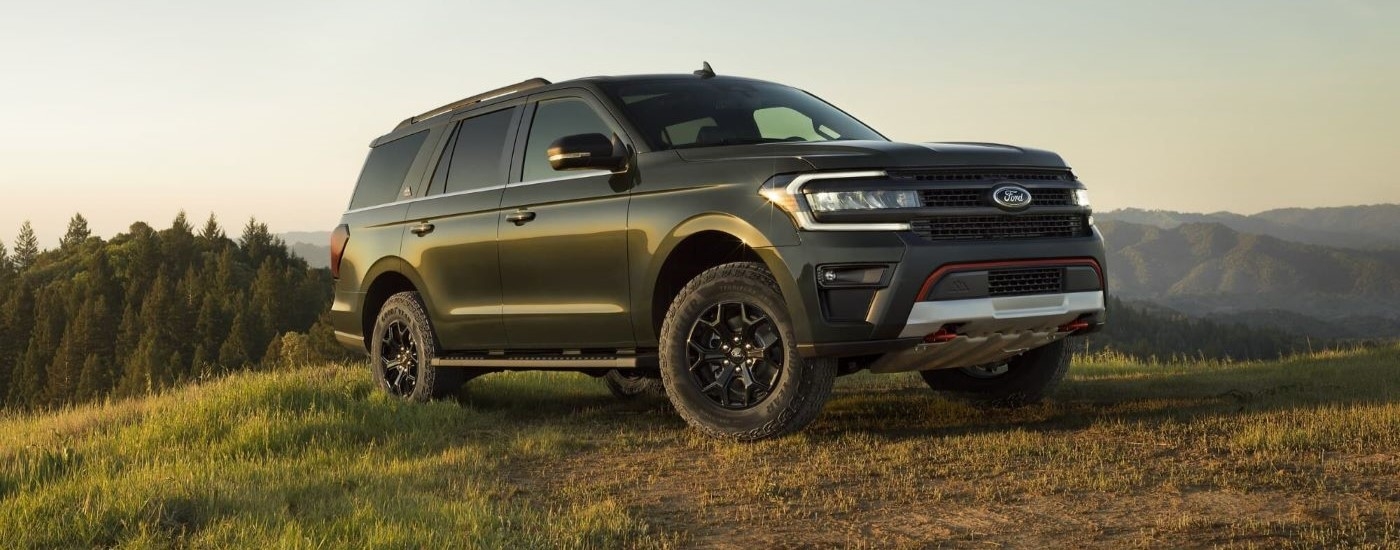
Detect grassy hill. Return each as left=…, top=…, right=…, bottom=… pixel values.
left=4, top=346, right=1398, bottom=548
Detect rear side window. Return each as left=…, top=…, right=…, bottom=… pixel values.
left=444, top=108, right=516, bottom=194
left=522, top=98, right=614, bottom=182
left=349, top=131, right=428, bottom=210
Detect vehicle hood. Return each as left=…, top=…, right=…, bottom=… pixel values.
left=673, top=140, right=1068, bottom=170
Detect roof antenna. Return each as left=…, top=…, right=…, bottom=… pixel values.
left=693, top=61, right=715, bottom=79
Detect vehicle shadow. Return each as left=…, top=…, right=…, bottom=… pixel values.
left=817, top=348, right=1399, bottom=442
left=448, top=346, right=1398, bottom=442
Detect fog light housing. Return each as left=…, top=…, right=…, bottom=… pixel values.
left=816, top=265, right=888, bottom=287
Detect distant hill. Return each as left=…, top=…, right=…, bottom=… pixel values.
left=280, top=231, right=331, bottom=269
left=1099, top=220, right=1400, bottom=322
left=1098, top=204, right=1400, bottom=250
left=280, top=231, right=332, bottom=246
left=289, top=243, right=331, bottom=269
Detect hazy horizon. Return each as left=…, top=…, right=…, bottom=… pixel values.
left=3, top=0, right=1397, bottom=248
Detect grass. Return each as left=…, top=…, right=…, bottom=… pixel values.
left=2, top=345, right=1398, bottom=548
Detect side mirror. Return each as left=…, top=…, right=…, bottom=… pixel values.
left=547, top=133, right=626, bottom=172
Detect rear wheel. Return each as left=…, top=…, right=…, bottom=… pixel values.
left=603, top=370, right=665, bottom=400
left=659, top=262, right=836, bottom=441
left=919, top=338, right=1072, bottom=407
left=370, top=291, right=467, bottom=401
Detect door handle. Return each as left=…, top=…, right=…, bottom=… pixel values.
left=410, top=222, right=435, bottom=236
left=506, top=209, right=537, bottom=226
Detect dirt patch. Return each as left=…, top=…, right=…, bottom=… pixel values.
left=503, top=434, right=1399, bottom=548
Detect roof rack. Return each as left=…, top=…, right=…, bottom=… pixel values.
left=396, top=77, right=551, bottom=129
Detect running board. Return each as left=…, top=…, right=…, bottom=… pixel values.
left=431, top=354, right=641, bottom=369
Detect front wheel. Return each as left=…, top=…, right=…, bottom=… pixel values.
left=658, top=262, right=836, bottom=441
left=919, top=338, right=1072, bottom=407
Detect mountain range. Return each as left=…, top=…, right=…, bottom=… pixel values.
left=1097, top=204, right=1400, bottom=250
left=1096, top=204, right=1400, bottom=339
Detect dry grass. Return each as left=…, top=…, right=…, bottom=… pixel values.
left=2, top=344, right=1398, bottom=548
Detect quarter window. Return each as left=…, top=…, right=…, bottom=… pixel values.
left=522, top=98, right=615, bottom=182
left=349, top=130, right=427, bottom=209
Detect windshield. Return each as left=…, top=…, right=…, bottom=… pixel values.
left=600, top=79, right=886, bottom=151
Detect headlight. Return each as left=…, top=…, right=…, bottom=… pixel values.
left=806, top=190, right=920, bottom=212
left=1074, top=189, right=1091, bottom=207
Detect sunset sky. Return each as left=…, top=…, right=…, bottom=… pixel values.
left=2, top=0, right=1397, bottom=247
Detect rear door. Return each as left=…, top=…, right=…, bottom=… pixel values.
left=497, top=91, right=636, bottom=349
left=401, top=104, right=522, bottom=351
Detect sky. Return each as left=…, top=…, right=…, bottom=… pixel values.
left=1, top=0, right=1397, bottom=248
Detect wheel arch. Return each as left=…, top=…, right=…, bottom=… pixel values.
left=640, top=213, right=811, bottom=345
left=359, top=258, right=435, bottom=352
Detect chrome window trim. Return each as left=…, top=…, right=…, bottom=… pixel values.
left=342, top=184, right=508, bottom=215
left=341, top=171, right=610, bottom=215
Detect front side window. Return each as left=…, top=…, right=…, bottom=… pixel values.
left=600, top=80, right=884, bottom=151
left=522, top=98, right=615, bottom=182
left=349, top=130, right=428, bottom=209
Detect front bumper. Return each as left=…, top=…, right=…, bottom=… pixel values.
left=774, top=229, right=1108, bottom=360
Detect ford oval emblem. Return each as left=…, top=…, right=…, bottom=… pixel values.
left=990, top=183, right=1032, bottom=210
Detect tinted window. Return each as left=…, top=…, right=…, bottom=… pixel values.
left=443, top=108, right=515, bottom=194
left=349, top=131, right=427, bottom=209
left=599, top=80, right=884, bottom=151
left=522, top=98, right=614, bottom=182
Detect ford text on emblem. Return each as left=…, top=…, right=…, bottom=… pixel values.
left=991, top=183, right=1032, bottom=210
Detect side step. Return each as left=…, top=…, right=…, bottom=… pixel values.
left=431, top=353, right=648, bottom=369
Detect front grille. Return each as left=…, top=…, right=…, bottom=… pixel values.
left=919, top=188, right=1074, bottom=208
left=918, top=189, right=983, bottom=208
left=890, top=169, right=1076, bottom=182
left=911, top=214, right=1090, bottom=241
left=987, top=268, right=1064, bottom=296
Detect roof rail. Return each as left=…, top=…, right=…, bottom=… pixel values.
left=396, top=77, right=551, bottom=129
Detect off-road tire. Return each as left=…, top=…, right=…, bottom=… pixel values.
left=659, top=262, right=836, bottom=441
left=919, top=337, right=1072, bottom=407
left=371, top=291, right=467, bottom=401
left=603, top=370, right=666, bottom=400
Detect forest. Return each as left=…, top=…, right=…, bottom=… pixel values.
left=0, top=213, right=348, bottom=410
left=0, top=213, right=1326, bottom=411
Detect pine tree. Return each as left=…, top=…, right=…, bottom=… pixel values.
left=45, top=325, right=79, bottom=404
left=262, top=335, right=284, bottom=369
left=137, top=272, right=180, bottom=386
left=60, top=213, right=91, bottom=249
left=161, top=212, right=197, bottom=274
left=199, top=212, right=225, bottom=242
left=13, top=221, right=38, bottom=271
left=73, top=297, right=115, bottom=398
left=0, top=280, right=36, bottom=407
left=75, top=354, right=110, bottom=401
left=0, top=238, right=11, bottom=277
left=10, top=288, right=65, bottom=407
left=218, top=310, right=252, bottom=369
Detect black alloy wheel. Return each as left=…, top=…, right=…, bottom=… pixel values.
left=378, top=319, right=420, bottom=397
left=685, top=301, right=784, bottom=409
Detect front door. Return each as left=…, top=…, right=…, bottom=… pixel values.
left=497, top=93, right=635, bottom=349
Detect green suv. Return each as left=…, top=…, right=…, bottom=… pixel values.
left=329, top=66, right=1106, bottom=440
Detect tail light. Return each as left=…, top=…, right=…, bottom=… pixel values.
left=330, top=224, right=350, bottom=279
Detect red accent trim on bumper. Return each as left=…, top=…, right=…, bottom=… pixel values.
left=916, top=257, right=1104, bottom=301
